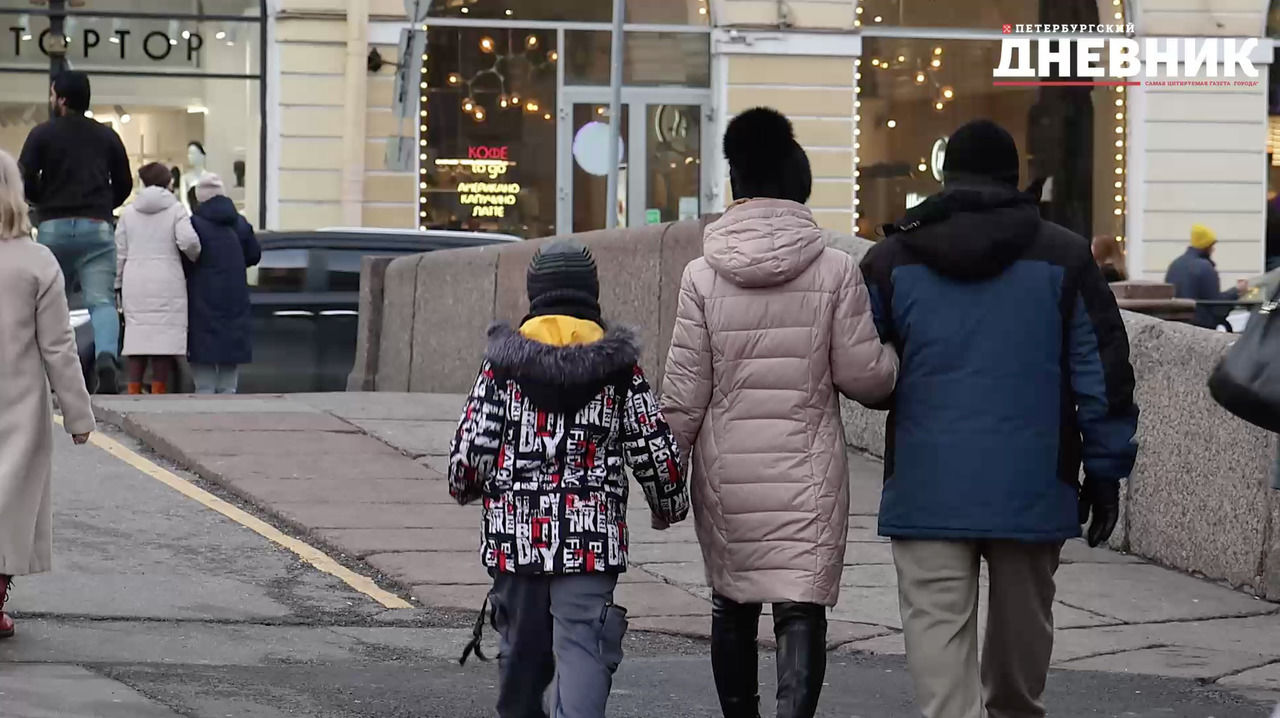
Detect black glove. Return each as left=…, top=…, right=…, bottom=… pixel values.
left=1078, top=478, right=1120, bottom=548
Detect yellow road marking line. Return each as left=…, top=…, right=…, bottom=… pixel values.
left=56, top=416, right=413, bottom=610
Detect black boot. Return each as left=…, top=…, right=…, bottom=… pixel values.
left=711, top=594, right=762, bottom=718
left=773, top=602, right=827, bottom=718
left=95, top=353, right=120, bottom=395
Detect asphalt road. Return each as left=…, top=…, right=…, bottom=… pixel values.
left=0, top=427, right=1273, bottom=717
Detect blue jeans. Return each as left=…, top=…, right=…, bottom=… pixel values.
left=191, top=363, right=240, bottom=394
left=38, top=218, right=119, bottom=359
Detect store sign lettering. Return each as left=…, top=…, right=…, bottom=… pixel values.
left=7, top=27, right=203, bottom=61
left=458, top=181, right=520, bottom=218
left=467, top=145, right=509, bottom=161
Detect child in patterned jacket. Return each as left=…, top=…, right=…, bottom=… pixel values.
left=448, top=238, right=690, bottom=718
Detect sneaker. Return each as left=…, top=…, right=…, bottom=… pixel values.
left=95, top=353, right=120, bottom=395
left=0, top=575, right=13, bottom=639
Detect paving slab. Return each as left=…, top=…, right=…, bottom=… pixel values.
left=838, top=631, right=906, bottom=656
left=224, top=477, right=455, bottom=506
left=96, top=396, right=309, bottom=414
left=1060, top=540, right=1144, bottom=564
left=315, top=528, right=480, bottom=556
left=637, top=561, right=706, bottom=589
left=292, top=392, right=463, bottom=421
left=190, top=453, right=431, bottom=482
left=270, top=502, right=481, bottom=530
left=840, top=564, right=899, bottom=587
left=410, top=583, right=490, bottom=609
left=1056, top=615, right=1280, bottom=660
left=1054, top=564, right=1278, bottom=623
left=1058, top=645, right=1276, bottom=681
left=615, top=581, right=713, bottom=618
left=628, top=615, right=890, bottom=650
left=844, top=541, right=894, bottom=565
left=366, top=551, right=492, bottom=585
left=152, top=428, right=391, bottom=457
left=350, top=419, right=457, bottom=457
left=109, top=411, right=357, bottom=433
left=831, top=586, right=905, bottom=629
left=632, top=542, right=705, bottom=563
left=1218, top=660, right=1280, bottom=691
left=0, top=664, right=184, bottom=718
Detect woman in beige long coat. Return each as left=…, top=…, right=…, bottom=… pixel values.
left=661, top=109, right=899, bottom=718
left=115, top=162, right=200, bottom=394
left=0, top=148, right=95, bottom=639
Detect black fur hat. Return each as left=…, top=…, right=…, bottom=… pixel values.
left=723, top=107, right=812, bottom=204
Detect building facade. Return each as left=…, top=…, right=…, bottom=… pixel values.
left=1, top=1, right=1274, bottom=287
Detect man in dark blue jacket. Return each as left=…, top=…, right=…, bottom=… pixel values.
left=1165, top=223, right=1247, bottom=329
left=860, top=120, right=1138, bottom=718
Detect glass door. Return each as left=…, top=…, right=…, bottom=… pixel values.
left=559, top=88, right=710, bottom=233
left=568, top=102, right=630, bottom=233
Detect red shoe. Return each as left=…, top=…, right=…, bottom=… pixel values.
left=0, top=575, right=13, bottom=639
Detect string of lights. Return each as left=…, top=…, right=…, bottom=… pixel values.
left=446, top=32, right=557, bottom=124
left=419, top=22, right=430, bottom=230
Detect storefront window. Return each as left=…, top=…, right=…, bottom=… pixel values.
left=0, top=2, right=265, bottom=224
left=565, top=31, right=710, bottom=87
left=427, top=0, right=709, bottom=25
left=855, top=38, right=1123, bottom=244
left=421, top=26, right=557, bottom=236
left=855, top=0, right=1108, bottom=29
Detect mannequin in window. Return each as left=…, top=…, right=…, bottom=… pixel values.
left=180, top=141, right=209, bottom=213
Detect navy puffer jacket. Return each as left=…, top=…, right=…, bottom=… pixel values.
left=185, top=196, right=261, bottom=365
left=861, top=180, right=1139, bottom=542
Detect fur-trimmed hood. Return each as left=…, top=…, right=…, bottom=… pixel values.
left=484, top=323, right=642, bottom=412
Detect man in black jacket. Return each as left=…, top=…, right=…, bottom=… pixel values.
left=19, top=71, right=132, bottom=393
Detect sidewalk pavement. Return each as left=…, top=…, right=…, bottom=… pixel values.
left=92, top=392, right=1280, bottom=699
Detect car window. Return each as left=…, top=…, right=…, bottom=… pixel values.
left=326, top=250, right=367, bottom=292
left=248, top=249, right=310, bottom=293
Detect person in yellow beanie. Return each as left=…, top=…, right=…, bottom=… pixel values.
left=1165, top=223, right=1247, bottom=329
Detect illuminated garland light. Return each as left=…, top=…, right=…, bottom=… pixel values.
left=419, top=23, right=430, bottom=231
left=1112, top=4, right=1127, bottom=246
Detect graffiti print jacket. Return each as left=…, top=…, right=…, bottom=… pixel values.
left=448, top=322, right=690, bottom=575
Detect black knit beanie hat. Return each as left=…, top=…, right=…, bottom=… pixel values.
left=723, top=107, right=812, bottom=204
left=525, top=239, right=602, bottom=324
left=942, top=119, right=1020, bottom=187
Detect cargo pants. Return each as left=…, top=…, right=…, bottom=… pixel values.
left=489, top=572, right=628, bottom=718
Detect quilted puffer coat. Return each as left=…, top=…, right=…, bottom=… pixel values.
left=661, top=198, right=898, bottom=606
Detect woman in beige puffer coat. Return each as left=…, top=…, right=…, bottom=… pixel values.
left=115, top=162, right=201, bottom=394
left=662, top=108, right=898, bottom=718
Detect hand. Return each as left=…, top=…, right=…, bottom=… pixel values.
left=72, top=433, right=91, bottom=445
left=651, top=515, right=670, bottom=532
left=1078, top=477, right=1120, bottom=548
left=1237, top=279, right=1251, bottom=296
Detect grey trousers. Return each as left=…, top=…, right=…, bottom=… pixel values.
left=892, top=539, right=1063, bottom=718
left=489, top=572, right=627, bottom=718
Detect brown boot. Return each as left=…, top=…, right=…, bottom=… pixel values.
left=150, top=382, right=168, bottom=395
left=127, top=382, right=143, bottom=395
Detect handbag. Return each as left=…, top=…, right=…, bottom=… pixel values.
left=1208, top=290, right=1280, bottom=433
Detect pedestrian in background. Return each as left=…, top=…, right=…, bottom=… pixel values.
left=18, top=70, right=132, bottom=393
left=1166, top=223, right=1249, bottom=329
left=860, top=119, right=1139, bottom=718
left=448, top=239, right=689, bottom=718
left=184, top=174, right=260, bottom=394
left=662, top=108, right=899, bottom=718
left=1091, top=235, right=1126, bottom=283
left=115, top=162, right=201, bottom=395
left=0, top=148, right=95, bottom=639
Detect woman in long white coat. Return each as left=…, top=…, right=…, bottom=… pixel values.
left=0, top=148, right=95, bottom=638
left=115, top=162, right=200, bottom=394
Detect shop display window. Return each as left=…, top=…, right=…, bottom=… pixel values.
left=0, top=2, right=265, bottom=224
left=426, top=0, right=708, bottom=25
left=855, top=38, right=1124, bottom=245
left=420, top=26, right=558, bottom=236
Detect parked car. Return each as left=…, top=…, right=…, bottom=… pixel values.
left=76, top=228, right=520, bottom=393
